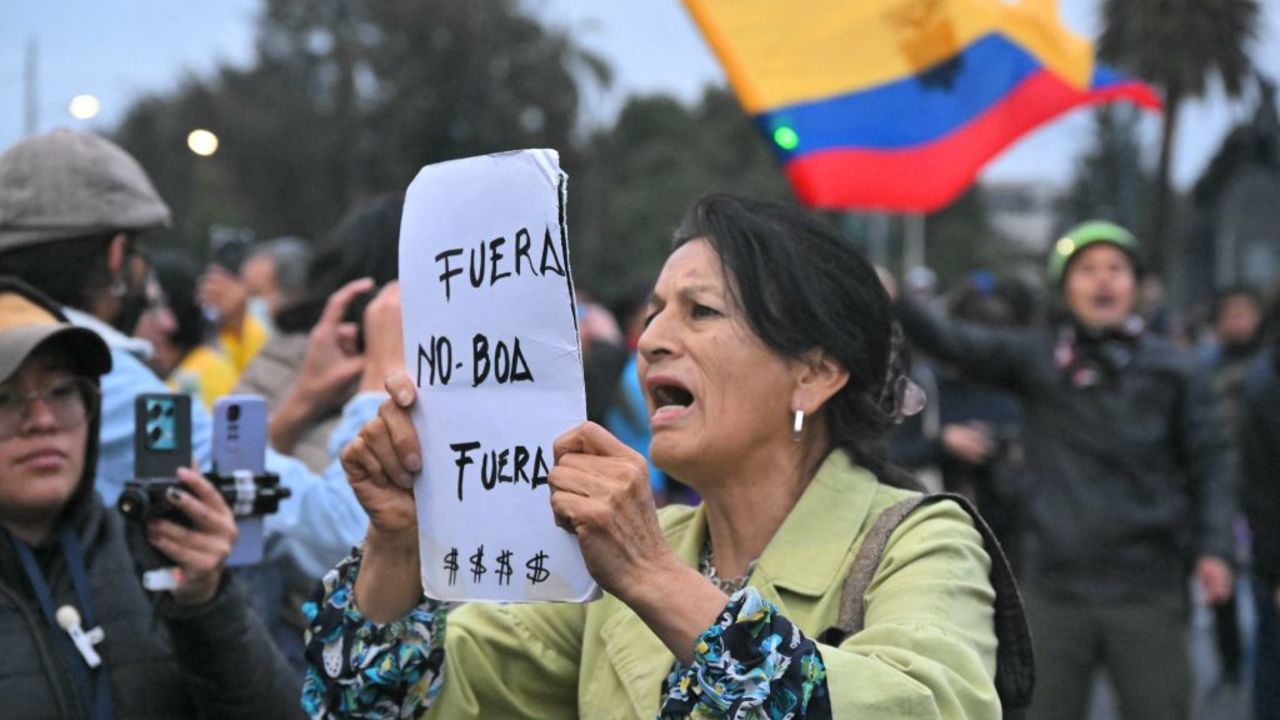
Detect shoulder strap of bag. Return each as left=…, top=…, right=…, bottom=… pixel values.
left=818, top=492, right=1035, bottom=713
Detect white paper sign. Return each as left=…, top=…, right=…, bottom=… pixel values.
left=398, top=150, right=597, bottom=603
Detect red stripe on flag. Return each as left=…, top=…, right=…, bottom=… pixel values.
left=784, top=71, right=1161, bottom=212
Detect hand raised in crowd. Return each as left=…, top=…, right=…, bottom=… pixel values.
left=197, top=265, right=250, bottom=334
left=145, top=467, right=239, bottom=607
left=549, top=422, right=672, bottom=597
left=1196, top=555, right=1234, bottom=606
left=341, top=370, right=420, bottom=534
left=342, top=370, right=422, bottom=622
left=358, top=281, right=405, bottom=393
left=942, top=422, right=996, bottom=465
left=269, top=277, right=373, bottom=453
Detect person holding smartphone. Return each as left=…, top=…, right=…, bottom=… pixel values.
left=0, top=277, right=303, bottom=719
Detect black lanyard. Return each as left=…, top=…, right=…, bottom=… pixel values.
left=13, top=527, right=113, bottom=720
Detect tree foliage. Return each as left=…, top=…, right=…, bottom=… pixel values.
left=1098, top=0, right=1260, bottom=276
left=1056, top=105, right=1152, bottom=237
left=115, top=0, right=606, bottom=254
left=112, top=0, right=1008, bottom=301
left=569, top=87, right=792, bottom=300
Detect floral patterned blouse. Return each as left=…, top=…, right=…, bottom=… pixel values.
left=301, top=548, right=831, bottom=719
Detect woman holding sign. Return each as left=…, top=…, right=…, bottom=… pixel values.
left=304, top=194, right=1016, bottom=718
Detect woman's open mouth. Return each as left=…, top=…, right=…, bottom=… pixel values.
left=647, top=377, right=695, bottom=426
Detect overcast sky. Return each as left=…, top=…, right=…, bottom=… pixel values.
left=3, top=0, right=1279, bottom=189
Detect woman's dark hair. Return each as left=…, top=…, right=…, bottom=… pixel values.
left=673, top=193, right=918, bottom=489
left=148, top=248, right=210, bottom=352
left=275, top=193, right=403, bottom=333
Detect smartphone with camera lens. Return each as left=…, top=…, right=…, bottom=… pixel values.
left=213, top=395, right=267, bottom=476
left=213, top=395, right=269, bottom=566
left=133, top=394, right=192, bottom=480
left=209, top=226, right=253, bottom=274
left=121, top=394, right=193, bottom=584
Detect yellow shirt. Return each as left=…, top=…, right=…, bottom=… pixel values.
left=167, top=345, right=237, bottom=410
left=218, top=314, right=268, bottom=375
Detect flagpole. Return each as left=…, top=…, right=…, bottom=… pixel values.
left=903, top=212, right=926, bottom=273
left=869, top=212, right=890, bottom=269
left=24, top=38, right=39, bottom=136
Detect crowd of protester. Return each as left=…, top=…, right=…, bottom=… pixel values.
left=0, top=126, right=1278, bottom=719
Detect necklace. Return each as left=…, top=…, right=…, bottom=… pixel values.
left=699, top=537, right=758, bottom=595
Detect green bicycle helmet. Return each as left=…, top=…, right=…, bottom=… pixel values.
left=1046, top=220, right=1141, bottom=285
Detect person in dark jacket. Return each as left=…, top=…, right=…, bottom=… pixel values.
left=1241, top=309, right=1280, bottom=720
left=894, top=221, right=1236, bottom=720
left=890, top=276, right=1027, bottom=560
left=0, top=277, right=303, bottom=719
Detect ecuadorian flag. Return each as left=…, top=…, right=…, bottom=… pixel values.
left=683, top=0, right=1161, bottom=211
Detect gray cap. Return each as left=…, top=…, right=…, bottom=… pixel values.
left=0, top=129, right=171, bottom=253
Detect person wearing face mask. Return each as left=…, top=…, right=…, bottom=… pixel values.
left=894, top=221, right=1236, bottom=720
left=241, top=236, right=314, bottom=330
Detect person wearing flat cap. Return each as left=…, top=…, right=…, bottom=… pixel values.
left=0, top=128, right=204, bottom=503
left=0, top=277, right=303, bottom=719
left=0, top=129, right=375, bottom=587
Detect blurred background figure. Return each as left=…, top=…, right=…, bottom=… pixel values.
left=891, top=271, right=1029, bottom=558
left=236, top=194, right=400, bottom=472
left=1199, top=285, right=1265, bottom=690
left=134, top=249, right=238, bottom=409
left=1202, top=286, right=1264, bottom=403
left=575, top=292, right=627, bottom=425
left=904, top=265, right=940, bottom=305
left=200, top=226, right=270, bottom=376
left=240, top=236, right=314, bottom=329
left=1241, top=288, right=1280, bottom=720
left=895, top=220, right=1236, bottom=720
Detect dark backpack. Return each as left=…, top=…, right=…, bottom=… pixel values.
left=819, top=493, right=1035, bottom=717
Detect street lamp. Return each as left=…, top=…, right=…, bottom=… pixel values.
left=68, top=94, right=100, bottom=120
left=187, top=129, right=219, bottom=157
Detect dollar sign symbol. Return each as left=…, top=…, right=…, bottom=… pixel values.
left=496, top=550, right=514, bottom=586
left=525, top=550, right=550, bottom=585
left=444, top=547, right=459, bottom=586
left=470, top=545, right=487, bottom=583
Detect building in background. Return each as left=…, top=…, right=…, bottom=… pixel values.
left=1189, top=76, right=1280, bottom=309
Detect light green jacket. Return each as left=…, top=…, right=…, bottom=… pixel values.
left=429, top=451, right=1000, bottom=719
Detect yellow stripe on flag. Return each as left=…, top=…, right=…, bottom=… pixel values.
left=684, top=0, right=1094, bottom=113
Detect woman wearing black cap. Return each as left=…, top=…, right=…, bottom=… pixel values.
left=0, top=277, right=303, bottom=719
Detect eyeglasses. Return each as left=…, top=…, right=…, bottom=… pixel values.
left=0, top=376, right=98, bottom=442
